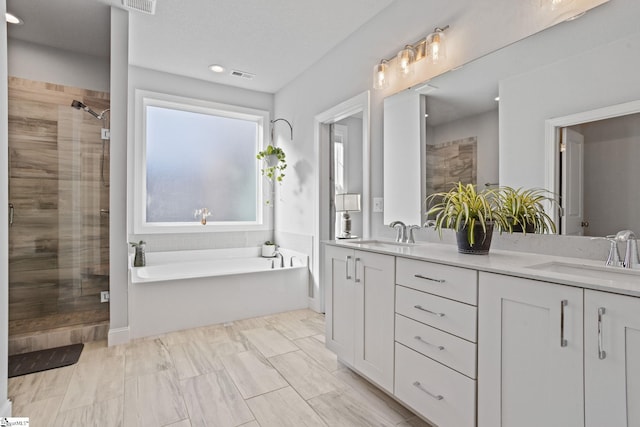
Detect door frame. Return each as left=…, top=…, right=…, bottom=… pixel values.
left=313, top=91, right=370, bottom=313
left=544, top=99, right=640, bottom=229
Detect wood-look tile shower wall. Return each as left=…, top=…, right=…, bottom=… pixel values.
left=8, top=77, right=110, bottom=338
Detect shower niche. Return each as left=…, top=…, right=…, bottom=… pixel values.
left=7, top=77, right=110, bottom=354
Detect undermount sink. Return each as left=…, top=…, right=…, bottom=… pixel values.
left=339, top=239, right=416, bottom=248
left=527, top=261, right=640, bottom=282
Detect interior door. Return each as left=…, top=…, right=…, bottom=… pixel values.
left=561, top=127, right=585, bottom=235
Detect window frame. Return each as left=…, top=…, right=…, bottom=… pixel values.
left=133, top=89, right=269, bottom=234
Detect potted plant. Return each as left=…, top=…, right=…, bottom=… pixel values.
left=496, top=186, right=558, bottom=234
left=256, top=145, right=287, bottom=183
left=261, top=241, right=277, bottom=257
left=426, top=182, right=507, bottom=255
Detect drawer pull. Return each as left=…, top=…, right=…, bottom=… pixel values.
left=414, top=305, right=445, bottom=317
left=560, top=299, right=568, bottom=347
left=412, top=381, right=444, bottom=401
left=414, top=274, right=445, bottom=283
left=414, top=335, right=445, bottom=351
left=597, top=307, right=607, bottom=360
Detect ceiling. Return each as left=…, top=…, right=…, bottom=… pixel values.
left=6, top=0, right=395, bottom=93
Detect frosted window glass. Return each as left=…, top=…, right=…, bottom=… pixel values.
left=146, top=106, right=258, bottom=223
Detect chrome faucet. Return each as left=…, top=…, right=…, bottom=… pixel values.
left=273, top=252, right=285, bottom=268
left=407, top=225, right=421, bottom=243
left=615, top=230, right=639, bottom=269
left=389, top=221, right=407, bottom=243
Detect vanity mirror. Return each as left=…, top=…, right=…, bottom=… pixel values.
left=383, top=0, right=640, bottom=236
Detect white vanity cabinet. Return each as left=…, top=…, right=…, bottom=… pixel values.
left=395, top=258, right=478, bottom=427
left=584, top=290, right=640, bottom=427
left=323, top=245, right=395, bottom=392
left=478, top=272, right=585, bottom=427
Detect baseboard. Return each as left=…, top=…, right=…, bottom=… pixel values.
left=0, top=399, right=12, bottom=417
left=308, top=296, right=323, bottom=313
left=108, top=326, right=130, bottom=346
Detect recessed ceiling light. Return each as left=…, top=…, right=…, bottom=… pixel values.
left=6, top=12, right=24, bottom=25
left=208, top=64, right=225, bottom=73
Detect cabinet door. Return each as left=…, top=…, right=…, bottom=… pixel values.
left=354, top=250, right=395, bottom=393
left=324, top=245, right=356, bottom=366
left=585, top=290, right=640, bottom=427
left=478, top=272, right=584, bottom=427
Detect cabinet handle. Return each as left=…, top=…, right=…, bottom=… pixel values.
left=598, top=307, right=607, bottom=360
left=560, top=299, right=568, bottom=347
left=414, top=305, right=445, bottom=317
left=345, top=256, right=352, bottom=280
left=354, top=258, right=361, bottom=283
left=414, top=335, right=445, bottom=351
left=414, top=274, right=445, bottom=283
left=412, top=381, right=443, bottom=400
left=9, top=203, right=14, bottom=227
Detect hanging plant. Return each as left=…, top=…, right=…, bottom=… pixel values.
left=257, top=145, right=287, bottom=183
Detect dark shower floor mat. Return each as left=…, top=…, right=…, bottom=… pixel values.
left=8, top=343, right=84, bottom=378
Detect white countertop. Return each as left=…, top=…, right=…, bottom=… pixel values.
left=325, top=239, right=640, bottom=298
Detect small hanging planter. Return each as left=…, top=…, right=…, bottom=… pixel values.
left=256, top=145, right=287, bottom=183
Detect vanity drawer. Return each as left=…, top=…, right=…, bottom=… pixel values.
left=396, top=257, right=477, bottom=305
left=395, top=314, right=477, bottom=378
left=395, top=343, right=476, bottom=427
left=396, top=285, right=477, bottom=342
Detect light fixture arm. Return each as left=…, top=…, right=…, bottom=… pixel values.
left=270, top=118, right=293, bottom=143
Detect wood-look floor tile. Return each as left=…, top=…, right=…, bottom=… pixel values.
left=165, top=420, right=193, bottom=427
left=308, top=390, right=396, bottom=427
left=220, top=351, right=288, bottom=399
left=246, top=387, right=327, bottom=427
left=241, top=327, right=298, bottom=358
left=59, top=356, right=124, bottom=412
left=270, top=318, right=322, bottom=340
left=168, top=341, right=224, bottom=379
left=333, top=368, right=414, bottom=424
left=12, top=395, right=64, bottom=427
left=293, top=336, right=340, bottom=372
left=9, top=365, right=74, bottom=405
left=396, top=416, right=436, bottom=427
left=79, top=340, right=125, bottom=364
left=124, top=338, right=173, bottom=378
left=239, top=422, right=260, bottom=427
left=268, top=351, right=347, bottom=400
left=54, top=397, right=123, bottom=427
left=181, top=370, right=254, bottom=427
left=123, top=369, right=187, bottom=427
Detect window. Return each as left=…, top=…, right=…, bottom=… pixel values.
left=134, top=90, right=269, bottom=233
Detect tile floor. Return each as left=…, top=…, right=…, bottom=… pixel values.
left=8, top=309, right=434, bottom=427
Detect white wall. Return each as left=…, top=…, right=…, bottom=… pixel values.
left=273, top=0, right=597, bottom=306
left=500, top=26, right=640, bottom=189
left=430, top=109, right=499, bottom=189
left=108, top=7, right=130, bottom=345
left=8, top=38, right=110, bottom=92
left=1, top=0, right=11, bottom=415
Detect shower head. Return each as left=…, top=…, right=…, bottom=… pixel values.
left=71, top=99, right=107, bottom=120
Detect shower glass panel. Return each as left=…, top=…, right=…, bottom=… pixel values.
left=8, top=78, right=110, bottom=351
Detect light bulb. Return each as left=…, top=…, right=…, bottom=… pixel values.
left=426, top=30, right=446, bottom=64
left=396, top=45, right=415, bottom=78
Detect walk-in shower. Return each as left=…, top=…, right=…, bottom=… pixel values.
left=7, top=79, right=111, bottom=355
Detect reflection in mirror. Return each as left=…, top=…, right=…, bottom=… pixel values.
left=383, top=1, right=640, bottom=237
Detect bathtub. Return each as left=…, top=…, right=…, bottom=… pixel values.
left=128, top=247, right=309, bottom=339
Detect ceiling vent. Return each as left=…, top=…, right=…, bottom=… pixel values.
left=122, top=0, right=157, bottom=15
left=230, top=70, right=256, bottom=80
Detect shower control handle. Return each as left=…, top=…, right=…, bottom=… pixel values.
left=8, top=203, right=14, bottom=227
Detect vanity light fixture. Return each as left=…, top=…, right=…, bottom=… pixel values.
left=208, top=64, right=225, bottom=73
left=373, top=60, right=390, bottom=90
left=5, top=12, right=23, bottom=24
left=372, top=25, right=449, bottom=90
